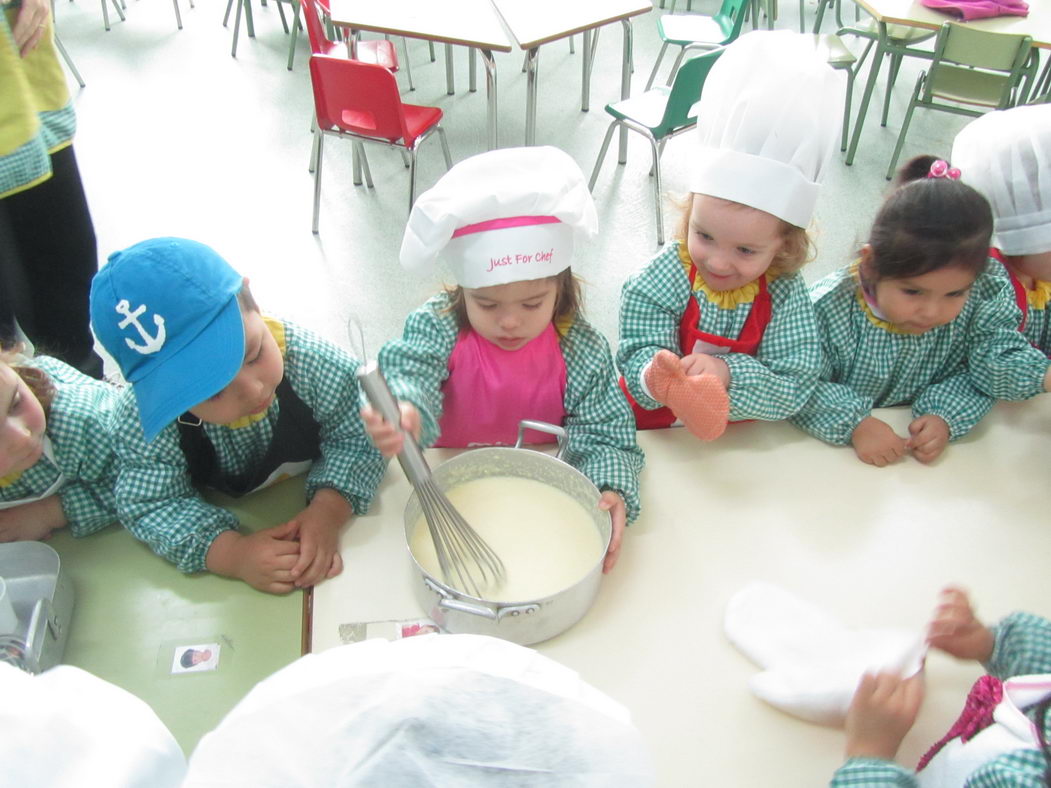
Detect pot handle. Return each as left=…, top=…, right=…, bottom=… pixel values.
left=515, top=420, right=568, bottom=461
left=424, top=577, right=540, bottom=621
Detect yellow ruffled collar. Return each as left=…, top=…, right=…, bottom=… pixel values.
left=0, top=470, right=23, bottom=487
left=1027, top=280, right=1051, bottom=311
left=677, top=241, right=768, bottom=309
left=851, top=264, right=908, bottom=335
left=223, top=316, right=287, bottom=430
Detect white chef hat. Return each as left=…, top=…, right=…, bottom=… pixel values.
left=399, top=146, right=598, bottom=289
left=184, top=634, right=654, bottom=787
left=952, top=104, right=1051, bottom=256
left=690, top=31, right=844, bottom=229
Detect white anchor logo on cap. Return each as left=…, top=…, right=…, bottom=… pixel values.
left=115, top=299, right=166, bottom=355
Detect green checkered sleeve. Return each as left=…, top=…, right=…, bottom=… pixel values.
left=912, top=373, right=994, bottom=441
left=617, top=243, right=693, bottom=411
left=282, top=323, right=387, bottom=514
left=722, top=272, right=821, bottom=421
left=376, top=293, right=460, bottom=448
left=27, top=357, right=119, bottom=536
left=111, top=389, right=238, bottom=573
left=987, top=612, right=1051, bottom=679
left=830, top=758, right=918, bottom=787
left=563, top=320, right=644, bottom=523
left=966, top=271, right=1050, bottom=401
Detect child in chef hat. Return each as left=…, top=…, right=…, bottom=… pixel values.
left=362, top=146, right=643, bottom=573
left=953, top=103, right=1051, bottom=354
left=618, top=31, right=843, bottom=441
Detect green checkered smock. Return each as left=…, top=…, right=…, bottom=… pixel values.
left=790, top=263, right=1050, bottom=446
left=0, top=356, right=118, bottom=536
left=830, top=611, right=1051, bottom=787
left=618, top=240, right=821, bottom=421
left=111, top=320, right=386, bottom=573
left=377, top=292, right=644, bottom=522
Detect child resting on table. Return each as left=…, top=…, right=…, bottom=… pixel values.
left=89, top=238, right=385, bottom=593
left=0, top=346, right=119, bottom=542
left=953, top=104, right=1051, bottom=355
left=833, top=587, right=1051, bottom=787
left=362, top=146, right=643, bottom=573
left=617, top=31, right=843, bottom=441
left=791, top=156, right=1051, bottom=467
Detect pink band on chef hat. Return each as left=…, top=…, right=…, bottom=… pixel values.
left=452, top=216, right=561, bottom=238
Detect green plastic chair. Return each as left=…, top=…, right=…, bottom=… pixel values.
left=590, top=50, right=724, bottom=247
left=886, top=22, right=1033, bottom=180
left=645, top=0, right=748, bottom=91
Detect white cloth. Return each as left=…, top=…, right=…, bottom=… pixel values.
left=724, top=582, right=927, bottom=726
left=952, top=104, right=1051, bottom=256
left=690, top=31, right=844, bottom=228
left=399, top=146, right=598, bottom=289
left=0, top=662, right=186, bottom=788
left=184, top=633, right=653, bottom=787
left=917, top=674, right=1050, bottom=787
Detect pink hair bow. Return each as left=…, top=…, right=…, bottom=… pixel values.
left=928, top=159, right=962, bottom=180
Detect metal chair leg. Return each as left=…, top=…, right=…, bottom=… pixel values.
left=357, top=143, right=374, bottom=188
left=588, top=121, right=619, bottom=191
left=886, top=73, right=924, bottom=179
left=401, top=38, right=415, bottom=91
left=881, top=52, right=903, bottom=127
left=54, top=32, right=85, bottom=87
left=408, top=148, right=420, bottom=212
left=437, top=127, right=452, bottom=169
left=287, top=1, right=301, bottom=70
left=646, top=133, right=665, bottom=246
left=173, top=0, right=182, bottom=29
left=645, top=42, right=670, bottom=91
left=312, top=132, right=324, bottom=234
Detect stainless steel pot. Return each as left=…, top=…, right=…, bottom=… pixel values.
left=403, top=421, right=611, bottom=646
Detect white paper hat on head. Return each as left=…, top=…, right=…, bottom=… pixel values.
left=690, top=30, right=844, bottom=229
left=952, top=104, right=1051, bottom=257
left=399, top=146, right=598, bottom=289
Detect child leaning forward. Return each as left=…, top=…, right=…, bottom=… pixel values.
left=90, top=238, right=385, bottom=593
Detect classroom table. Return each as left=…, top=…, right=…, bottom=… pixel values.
left=491, top=0, right=653, bottom=146
left=843, top=0, right=1051, bottom=165
left=311, top=398, right=1051, bottom=787
left=50, top=477, right=308, bottom=754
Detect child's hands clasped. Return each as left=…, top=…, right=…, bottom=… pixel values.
left=907, top=415, right=950, bottom=464
left=927, top=586, right=995, bottom=663
left=845, top=671, right=925, bottom=761
left=361, top=402, right=422, bottom=457
left=598, top=491, right=626, bottom=573
left=206, top=522, right=302, bottom=594
left=284, top=488, right=350, bottom=589
left=851, top=417, right=909, bottom=467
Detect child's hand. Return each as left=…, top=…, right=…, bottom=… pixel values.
left=845, top=671, right=925, bottom=761
left=927, top=586, right=995, bottom=663
left=851, top=417, right=908, bottom=467
left=598, top=491, right=627, bottom=573
left=286, top=488, right=350, bottom=588
left=360, top=402, right=421, bottom=457
left=907, top=415, right=950, bottom=464
left=0, top=496, right=67, bottom=542
left=680, top=353, right=731, bottom=389
left=206, top=522, right=301, bottom=594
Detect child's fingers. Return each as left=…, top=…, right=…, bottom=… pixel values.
left=326, top=551, right=344, bottom=579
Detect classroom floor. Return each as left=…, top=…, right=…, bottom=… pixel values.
left=52, top=0, right=974, bottom=368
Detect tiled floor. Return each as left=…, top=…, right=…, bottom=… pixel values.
left=52, top=0, right=973, bottom=367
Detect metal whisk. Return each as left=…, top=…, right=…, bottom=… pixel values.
left=357, top=361, right=505, bottom=597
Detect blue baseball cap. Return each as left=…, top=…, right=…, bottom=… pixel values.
left=90, top=238, right=246, bottom=443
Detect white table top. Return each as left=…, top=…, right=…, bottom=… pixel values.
left=492, top=0, right=653, bottom=50
left=311, top=397, right=1051, bottom=786
left=856, top=0, right=1051, bottom=48
left=327, top=0, right=513, bottom=51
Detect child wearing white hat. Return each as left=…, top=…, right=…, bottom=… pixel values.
left=90, top=239, right=386, bottom=593
left=953, top=104, right=1051, bottom=355
left=617, top=31, right=842, bottom=442
left=363, top=146, right=643, bottom=573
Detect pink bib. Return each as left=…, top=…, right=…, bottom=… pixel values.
left=435, top=323, right=567, bottom=447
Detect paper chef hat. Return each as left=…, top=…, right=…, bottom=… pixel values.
left=952, top=104, right=1051, bottom=256
left=690, top=31, right=844, bottom=229
left=399, top=146, right=598, bottom=289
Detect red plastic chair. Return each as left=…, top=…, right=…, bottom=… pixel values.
left=309, top=54, right=452, bottom=232
left=298, top=0, right=397, bottom=69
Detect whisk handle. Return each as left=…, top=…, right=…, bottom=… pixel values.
left=356, top=361, right=433, bottom=486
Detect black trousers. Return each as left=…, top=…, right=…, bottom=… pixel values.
left=0, top=144, right=103, bottom=378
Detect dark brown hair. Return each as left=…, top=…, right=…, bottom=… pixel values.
left=444, top=268, right=583, bottom=329
left=864, top=155, right=993, bottom=284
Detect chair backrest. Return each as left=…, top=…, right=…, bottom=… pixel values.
left=300, top=0, right=332, bottom=55
left=925, top=21, right=1032, bottom=108
left=716, top=0, right=751, bottom=42
left=657, top=49, right=724, bottom=136
left=309, top=54, right=409, bottom=143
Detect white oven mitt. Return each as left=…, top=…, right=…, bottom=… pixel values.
left=724, top=582, right=927, bottom=727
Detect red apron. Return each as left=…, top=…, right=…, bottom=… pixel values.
left=990, top=247, right=1028, bottom=333
left=621, top=261, right=772, bottom=429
